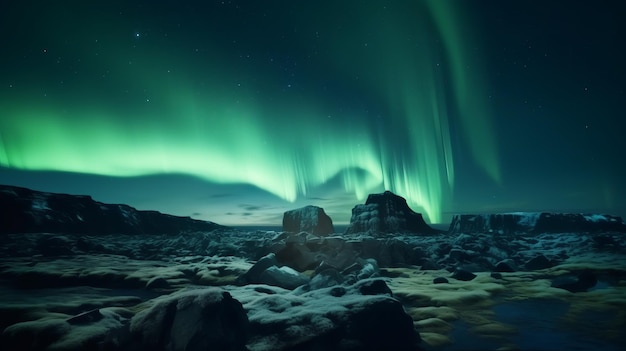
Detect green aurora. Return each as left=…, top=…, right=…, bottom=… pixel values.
left=0, top=1, right=501, bottom=223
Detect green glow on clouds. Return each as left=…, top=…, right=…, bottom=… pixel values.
left=0, top=1, right=499, bottom=223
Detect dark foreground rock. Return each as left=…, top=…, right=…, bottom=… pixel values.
left=449, top=212, right=626, bottom=234
left=345, top=191, right=440, bottom=235
left=0, top=185, right=223, bottom=235
left=237, top=279, right=421, bottom=351
left=128, top=289, right=249, bottom=351
left=1, top=280, right=421, bottom=351
left=283, top=205, right=334, bottom=235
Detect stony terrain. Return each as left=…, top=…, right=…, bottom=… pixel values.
left=1, top=186, right=626, bottom=350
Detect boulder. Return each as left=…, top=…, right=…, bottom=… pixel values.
left=451, top=268, right=476, bottom=281
left=345, top=191, right=440, bottom=234
left=551, top=271, right=598, bottom=293
left=258, top=266, right=309, bottom=290
left=238, top=279, right=420, bottom=351
left=282, top=205, right=334, bottom=235
left=129, top=288, right=248, bottom=351
left=495, top=259, right=518, bottom=272
left=524, top=254, right=552, bottom=270
left=433, top=277, right=449, bottom=284
left=275, top=241, right=319, bottom=271
left=236, top=253, right=278, bottom=285
left=1, top=307, right=129, bottom=351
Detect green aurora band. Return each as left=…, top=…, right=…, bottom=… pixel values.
left=0, top=1, right=499, bottom=223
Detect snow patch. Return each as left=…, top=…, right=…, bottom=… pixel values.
left=583, top=214, right=607, bottom=222
left=514, top=212, right=541, bottom=227
left=31, top=195, right=51, bottom=211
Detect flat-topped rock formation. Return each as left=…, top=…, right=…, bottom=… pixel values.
left=449, top=212, right=626, bottom=234
left=345, top=191, right=440, bottom=234
left=282, top=205, right=334, bottom=235
left=0, top=185, right=223, bottom=235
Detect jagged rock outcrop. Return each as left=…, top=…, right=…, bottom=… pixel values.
left=0, top=185, right=223, bottom=235
left=448, top=212, right=626, bottom=234
left=345, top=191, right=439, bottom=234
left=282, top=205, right=334, bottom=235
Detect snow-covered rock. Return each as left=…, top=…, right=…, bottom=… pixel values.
left=448, top=212, right=626, bottom=234
left=129, top=288, right=249, bottom=351
left=258, top=266, right=309, bottom=290
left=282, top=205, right=334, bottom=235
left=235, top=279, right=420, bottom=351
left=345, top=191, right=440, bottom=234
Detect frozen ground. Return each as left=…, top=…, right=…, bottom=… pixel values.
left=1, top=228, right=625, bottom=350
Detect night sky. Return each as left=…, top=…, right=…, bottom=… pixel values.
left=1, top=1, right=624, bottom=225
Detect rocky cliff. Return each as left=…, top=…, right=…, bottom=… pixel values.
left=0, top=185, right=223, bottom=235
left=449, top=212, right=626, bottom=234
left=345, top=191, right=440, bottom=234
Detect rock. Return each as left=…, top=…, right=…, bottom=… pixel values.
left=314, top=261, right=339, bottom=275
left=66, top=308, right=104, bottom=325
left=449, top=248, right=471, bottom=261
left=259, top=266, right=310, bottom=290
left=1, top=308, right=128, bottom=351
left=237, top=253, right=278, bottom=285
left=341, top=262, right=364, bottom=276
left=448, top=212, right=626, bottom=234
left=1, top=318, right=70, bottom=350
left=433, top=277, right=449, bottom=284
left=551, top=271, right=598, bottom=293
left=129, top=288, right=248, bottom=351
left=490, top=272, right=503, bottom=279
left=419, top=259, right=442, bottom=271
left=36, top=235, right=75, bottom=256
left=306, top=268, right=344, bottom=290
left=145, top=276, right=171, bottom=289
left=282, top=205, right=334, bottom=235
left=357, top=278, right=393, bottom=296
left=357, top=259, right=380, bottom=280
left=275, top=242, right=319, bottom=271
left=524, top=254, right=552, bottom=270
left=345, top=191, right=440, bottom=234
left=0, top=185, right=224, bottom=235
left=495, top=259, right=518, bottom=272
left=451, top=268, right=476, bottom=281
left=238, top=279, right=420, bottom=351
left=345, top=296, right=418, bottom=351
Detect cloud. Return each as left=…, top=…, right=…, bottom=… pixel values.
left=238, top=203, right=272, bottom=212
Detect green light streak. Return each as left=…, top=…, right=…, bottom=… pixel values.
left=0, top=2, right=500, bottom=223
left=426, top=0, right=501, bottom=184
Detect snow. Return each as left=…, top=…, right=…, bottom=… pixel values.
left=513, top=212, right=542, bottom=227
left=31, top=195, right=51, bottom=211
left=583, top=214, right=608, bottom=222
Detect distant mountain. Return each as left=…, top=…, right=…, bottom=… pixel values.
left=0, top=185, right=224, bottom=235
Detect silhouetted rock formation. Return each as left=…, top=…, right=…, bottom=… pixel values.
left=0, top=185, right=223, bottom=235
left=282, top=205, right=334, bottom=235
left=448, top=212, right=626, bottom=234
left=345, top=191, right=439, bottom=234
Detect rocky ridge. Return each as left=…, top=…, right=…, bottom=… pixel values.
left=0, top=185, right=223, bottom=235
left=449, top=212, right=626, bottom=234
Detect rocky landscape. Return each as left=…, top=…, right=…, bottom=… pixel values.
left=1, top=185, right=626, bottom=350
